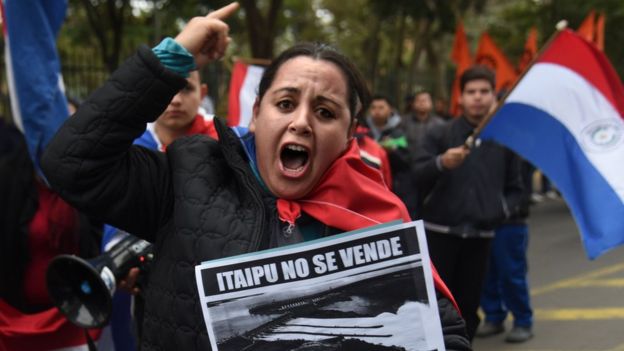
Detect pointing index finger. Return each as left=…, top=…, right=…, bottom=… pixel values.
left=206, top=2, right=239, bottom=20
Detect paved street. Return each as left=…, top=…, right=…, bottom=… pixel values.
left=473, top=198, right=624, bottom=351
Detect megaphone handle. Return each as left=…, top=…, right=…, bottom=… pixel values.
left=84, top=329, right=98, bottom=351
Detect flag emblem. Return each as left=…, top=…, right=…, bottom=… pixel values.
left=581, top=120, right=623, bottom=151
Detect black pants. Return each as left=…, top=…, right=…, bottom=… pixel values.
left=427, top=231, right=492, bottom=341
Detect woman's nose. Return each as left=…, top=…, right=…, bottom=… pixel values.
left=288, top=106, right=312, bottom=135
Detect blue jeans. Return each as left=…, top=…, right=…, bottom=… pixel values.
left=480, top=223, right=533, bottom=327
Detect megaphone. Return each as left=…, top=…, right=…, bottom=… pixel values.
left=46, top=234, right=154, bottom=328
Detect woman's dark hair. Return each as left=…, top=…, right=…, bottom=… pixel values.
left=0, top=120, right=37, bottom=310
left=460, top=65, right=496, bottom=92
left=256, top=43, right=371, bottom=130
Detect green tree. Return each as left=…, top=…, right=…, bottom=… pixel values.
left=320, top=0, right=485, bottom=110
left=78, top=0, right=130, bottom=72
left=239, top=0, right=283, bottom=59
left=58, top=0, right=624, bottom=117
left=488, top=0, right=624, bottom=78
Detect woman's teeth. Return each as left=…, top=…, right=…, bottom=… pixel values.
left=286, top=145, right=306, bottom=152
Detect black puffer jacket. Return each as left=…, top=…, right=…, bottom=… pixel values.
left=42, top=46, right=471, bottom=350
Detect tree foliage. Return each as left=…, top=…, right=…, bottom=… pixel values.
left=488, top=0, right=624, bottom=78
left=55, top=0, right=624, bottom=111
left=320, top=0, right=486, bottom=109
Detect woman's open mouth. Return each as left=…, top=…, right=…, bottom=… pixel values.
left=279, top=143, right=310, bottom=178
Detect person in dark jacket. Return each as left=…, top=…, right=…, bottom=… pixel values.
left=42, top=4, right=471, bottom=350
left=366, top=94, right=404, bottom=144
left=101, top=70, right=219, bottom=351
left=366, top=94, right=419, bottom=217
left=403, top=90, right=447, bottom=155
left=413, top=65, right=524, bottom=341
left=402, top=91, right=448, bottom=214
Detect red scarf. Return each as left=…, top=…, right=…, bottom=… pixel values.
left=161, top=115, right=218, bottom=151
left=0, top=299, right=102, bottom=350
left=276, top=139, right=458, bottom=312
left=187, top=115, right=218, bottom=140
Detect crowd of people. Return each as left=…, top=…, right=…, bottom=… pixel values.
left=0, top=2, right=565, bottom=350
left=361, top=68, right=536, bottom=343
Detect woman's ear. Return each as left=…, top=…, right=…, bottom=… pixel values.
left=249, top=97, right=260, bottom=132
left=344, top=121, right=356, bottom=150
left=347, top=120, right=357, bottom=140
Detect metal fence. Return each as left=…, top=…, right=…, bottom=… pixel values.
left=0, top=44, right=230, bottom=124
left=60, top=50, right=112, bottom=104
left=0, top=43, right=449, bottom=124
left=0, top=45, right=111, bottom=123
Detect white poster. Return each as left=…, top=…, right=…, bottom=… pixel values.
left=195, top=220, right=445, bottom=351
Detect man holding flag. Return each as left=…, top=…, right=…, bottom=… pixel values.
left=475, top=28, right=540, bottom=344
left=414, top=65, right=524, bottom=340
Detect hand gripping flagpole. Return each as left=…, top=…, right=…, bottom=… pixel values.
left=464, top=20, right=569, bottom=148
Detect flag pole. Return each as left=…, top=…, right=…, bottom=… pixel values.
left=465, top=20, right=569, bottom=148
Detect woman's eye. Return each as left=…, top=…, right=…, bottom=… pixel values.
left=317, top=108, right=335, bottom=119
left=277, top=100, right=294, bottom=110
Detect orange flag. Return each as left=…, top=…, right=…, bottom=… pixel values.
left=595, top=12, right=605, bottom=51
left=449, top=21, right=472, bottom=117
left=577, top=10, right=595, bottom=42
left=475, top=32, right=517, bottom=93
left=451, top=21, right=472, bottom=66
left=517, top=27, right=538, bottom=74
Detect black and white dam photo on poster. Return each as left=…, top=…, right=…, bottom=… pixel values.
left=195, top=221, right=445, bottom=351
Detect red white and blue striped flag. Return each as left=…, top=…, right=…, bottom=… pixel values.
left=481, top=29, right=624, bottom=259
left=1, top=0, right=69, bottom=172
left=227, top=60, right=264, bottom=127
